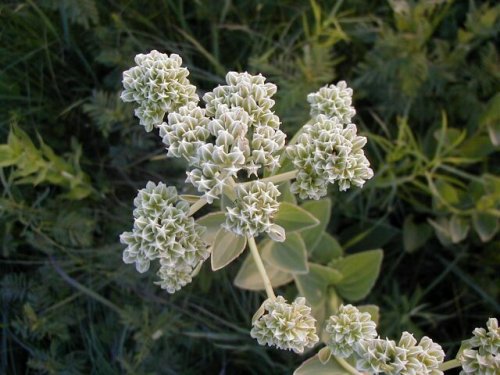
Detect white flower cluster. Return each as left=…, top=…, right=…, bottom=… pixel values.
left=182, top=106, right=253, bottom=202
left=157, top=71, right=286, bottom=203
left=159, top=103, right=210, bottom=161
left=223, top=181, right=281, bottom=237
left=356, top=332, right=444, bottom=375
left=459, top=318, right=499, bottom=375
left=324, top=304, right=377, bottom=357
left=307, top=81, right=356, bottom=123
left=251, top=296, right=319, bottom=353
left=286, top=114, right=373, bottom=199
left=121, top=51, right=198, bottom=131
left=324, top=305, right=444, bottom=375
left=119, top=182, right=210, bottom=293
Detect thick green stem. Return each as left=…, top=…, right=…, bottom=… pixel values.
left=255, top=169, right=298, bottom=185
left=247, top=236, right=275, bottom=300
left=335, top=356, right=361, bottom=375
left=188, top=197, right=207, bottom=216
left=439, top=358, right=461, bottom=372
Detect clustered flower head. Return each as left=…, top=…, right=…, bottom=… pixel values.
left=307, top=81, right=356, bottom=123
left=286, top=114, right=373, bottom=199
left=324, top=305, right=444, bottom=375
left=324, top=304, right=377, bottom=357
left=121, top=51, right=198, bottom=131
left=251, top=296, right=319, bottom=353
left=159, top=103, right=210, bottom=161
left=119, top=53, right=379, bottom=367
left=156, top=71, right=286, bottom=204
left=355, top=332, right=444, bottom=375
left=223, top=180, right=281, bottom=237
left=459, top=318, right=500, bottom=375
left=119, top=182, right=210, bottom=293
left=182, top=105, right=253, bottom=203
left=203, top=72, right=287, bottom=170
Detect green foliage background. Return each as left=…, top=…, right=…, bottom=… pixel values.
left=1, top=0, right=498, bottom=374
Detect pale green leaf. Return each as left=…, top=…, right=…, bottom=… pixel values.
left=294, top=264, right=328, bottom=306
left=311, top=232, right=343, bottom=262
left=0, top=145, right=18, bottom=167
left=434, top=179, right=460, bottom=205
left=318, top=346, right=332, bottom=364
left=294, top=354, right=348, bottom=375
left=211, top=229, right=247, bottom=271
left=487, top=123, right=499, bottom=146
left=310, top=263, right=343, bottom=285
left=278, top=181, right=297, bottom=204
left=196, top=212, right=225, bottom=245
left=300, top=198, right=331, bottom=251
left=262, top=232, right=308, bottom=274
left=179, top=194, right=202, bottom=204
left=234, top=248, right=293, bottom=290
left=472, top=212, right=498, bottom=242
left=427, top=218, right=453, bottom=246
left=333, top=249, right=383, bottom=302
left=449, top=215, right=469, bottom=244
left=274, top=202, right=320, bottom=232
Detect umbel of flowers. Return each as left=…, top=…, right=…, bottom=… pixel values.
left=120, top=51, right=369, bottom=360
left=119, top=182, right=209, bottom=293
left=459, top=318, right=499, bottom=375
left=119, top=51, right=498, bottom=375
left=251, top=296, right=319, bottom=353
left=323, top=304, right=445, bottom=375
left=317, top=305, right=500, bottom=375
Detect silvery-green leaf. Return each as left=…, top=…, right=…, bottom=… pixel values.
left=318, top=346, right=332, bottom=365
left=293, top=354, right=347, bottom=375
left=332, top=249, right=383, bottom=302
left=274, top=202, right=320, bottom=233
left=310, top=233, right=343, bottom=263
left=179, top=194, right=201, bottom=203
left=234, top=244, right=293, bottom=290
left=472, top=212, right=498, bottom=242
left=262, top=232, right=308, bottom=274
left=300, top=199, right=331, bottom=251
left=211, top=229, right=247, bottom=271
left=196, top=212, right=225, bottom=245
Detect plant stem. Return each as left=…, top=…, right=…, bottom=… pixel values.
left=439, top=358, right=461, bottom=372
left=335, top=356, right=361, bottom=375
left=255, top=169, right=298, bottom=185
left=188, top=197, right=207, bottom=216
left=247, top=236, right=275, bottom=300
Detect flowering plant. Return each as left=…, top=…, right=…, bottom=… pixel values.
left=119, top=51, right=498, bottom=374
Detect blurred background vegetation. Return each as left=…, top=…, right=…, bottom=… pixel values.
left=0, top=0, right=498, bottom=374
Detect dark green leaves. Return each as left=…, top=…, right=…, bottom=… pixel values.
left=473, top=213, right=498, bottom=242
left=403, top=216, right=432, bottom=253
